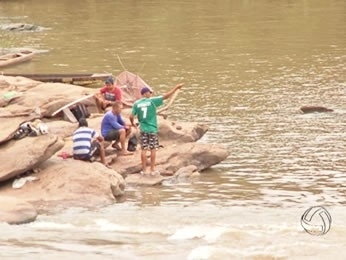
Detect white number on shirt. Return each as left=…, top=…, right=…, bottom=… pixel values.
left=141, top=107, right=147, bottom=119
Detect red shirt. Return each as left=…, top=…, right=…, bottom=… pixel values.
left=100, top=86, right=122, bottom=102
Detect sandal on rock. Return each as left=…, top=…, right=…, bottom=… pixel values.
left=150, top=170, right=161, bottom=177
left=140, top=170, right=151, bottom=176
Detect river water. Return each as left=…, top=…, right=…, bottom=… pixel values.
left=1, top=0, right=346, bottom=259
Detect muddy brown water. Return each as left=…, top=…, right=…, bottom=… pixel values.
left=0, top=0, right=345, bottom=259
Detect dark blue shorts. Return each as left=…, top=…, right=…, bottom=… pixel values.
left=73, top=141, right=100, bottom=161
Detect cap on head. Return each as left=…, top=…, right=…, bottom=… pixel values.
left=140, top=86, right=153, bottom=95
left=78, top=117, right=88, bottom=127
left=105, top=77, right=114, bottom=85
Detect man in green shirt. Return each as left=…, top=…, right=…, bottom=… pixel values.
left=130, top=83, right=183, bottom=176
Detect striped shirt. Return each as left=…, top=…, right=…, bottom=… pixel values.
left=72, top=127, right=99, bottom=156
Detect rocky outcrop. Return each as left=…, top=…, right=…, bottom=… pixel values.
left=0, top=116, right=29, bottom=144
left=0, top=196, right=37, bottom=224
left=0, top=158, right=125, bottom=213
left=112, top=142, right=229, bottom=177
left=0, top=75, right=229, bottom=223
left=0, top=76, right=98, bottom=118
left=0, top=134, right=64, bottom=182
left=0, top=76, right=40, bottom=90
left=52, top=114, right=227, bottom=178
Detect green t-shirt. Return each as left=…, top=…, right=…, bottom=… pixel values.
left=132, top=96, right=164, bottom=133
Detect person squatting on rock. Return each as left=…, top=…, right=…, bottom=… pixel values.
left=72, top=117, right=108, bottom=166
left=94, top=77, right=122, bottom=112
left=130, top=83, right=183, bottom=176
left=101, top=101, right=133, bottom=156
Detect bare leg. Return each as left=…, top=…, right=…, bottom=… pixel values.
left=119, top=129, right=133, bottom=155
left=141, top=149, right=147, bottom=173
left=119, top=129, right=126, bottom=150
left=94, top=95, right=104, bottom=113
left=111, top=141, right=122, bottom=150
left=125, top=128, right=131, bottom=137
left=98, top=142, right=107, bottom=166
left=150, top=148, right=156, bottom=172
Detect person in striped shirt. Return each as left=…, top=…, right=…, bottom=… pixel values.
left=72, top=117, right=107, bottom=166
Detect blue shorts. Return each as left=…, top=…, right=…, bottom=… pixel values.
left=73, top=141, right=100, bottom=161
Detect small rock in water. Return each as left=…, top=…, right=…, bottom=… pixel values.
left=300, top=106, right=334, bottom=113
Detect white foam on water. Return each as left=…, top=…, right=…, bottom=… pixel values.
left=93, top=218, right=170, bottom=235
left=53, top=63, right=69, bottom=67
left=29, top=221, right=75, bottom=230
left=94, top=218, right=131, bottom=232
left=167, top=226, right=227, bottom=242
left=168, top=221, right=300, bottom=243
left=187, top=246, right=213, bottom=260
left=221, top=237, right=345, bottom=259
left=188, top=245, right=288, bottom=260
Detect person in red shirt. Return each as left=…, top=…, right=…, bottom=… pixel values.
left=94, top=77, right=122, bottom=112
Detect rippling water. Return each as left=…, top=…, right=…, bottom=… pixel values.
left=2, top=206, right=346, bottom=259
left=0, top=0, right=345, bottom=259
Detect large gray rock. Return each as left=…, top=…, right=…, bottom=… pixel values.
left=0, top=23, right=47, bottom=32
left=45, top=119, right=77, bottom=139
left=0, top=75, right=40, bottom=91
left=0, top=196, right=37, bottom=224
left=0, top=76, right=98, bottom=118
left=51, top=113, right=227, bottom=186
left=0, top=75, right=229, bottom=211
left=111, top=142, right=229, bottom=177
left=121, top=108, right=209, bottom=143
left=125, top=174, right=172, bottom=186
left=300, top=106, right=334, bottom=113
left=158, top=119, right=209, bottom=143
left=0, top=158, right=125, bottom=212
left=0, top=116, right=28, bottom=144
left=0, top=134, right=64, bottom=182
